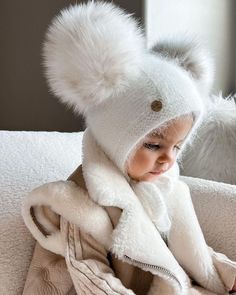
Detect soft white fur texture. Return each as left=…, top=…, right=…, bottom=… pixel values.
left=181, top=176, right=236, bottom=261
left=81, top=129, right=228, bottom=294
left=43, top=1, right=212, bottom=174
left=151, top=37, right=214, bottom=97
left=180, top=94, right=236, bottom=184
left=22, top=180, right=113, bottom=255
left=82, top=130, right=179, bottom=265
left=43, top=1, right=144, bottom=114
left=22, top=130, right=189, bottom=292
left=22, top=129, right=236, bottom=293
left=3, top=131, right=236, bottom=294
left=21, top=128, right=236, bottom=293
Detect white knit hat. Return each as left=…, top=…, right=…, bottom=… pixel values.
left=43, top=1, right=213, bottom=173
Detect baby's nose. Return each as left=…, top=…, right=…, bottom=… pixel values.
left=158, top=150, right=175, bottom=165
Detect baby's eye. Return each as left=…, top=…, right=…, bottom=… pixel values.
left=144, top=143, right=161, bottom=150
left=174, top=145, right=181, bottom=151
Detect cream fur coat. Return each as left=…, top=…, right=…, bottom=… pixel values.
left=22, top=130, right=236, bottom=294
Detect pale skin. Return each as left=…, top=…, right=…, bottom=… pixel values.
left=126, top=116, right=236, bottom=292
left=126, top=116, right=193, bottom=182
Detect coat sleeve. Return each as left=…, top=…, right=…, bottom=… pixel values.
left=181, top=176, right=236, bottom=293
left=181, top=175, right=236, bottom=261
left=23, top=241, right=75, bottom=295
left=170, top=177, right=236, bottom=293
left=22, top=201, right=75, bottom=295
left=64, top=222, right=135, bottom=295
left=21, top=179, right=135, bottom=295
left=208, top=247, right=236, bottom=293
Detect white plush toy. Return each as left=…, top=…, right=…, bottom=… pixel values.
left=180, top=94, right=236, bottom=185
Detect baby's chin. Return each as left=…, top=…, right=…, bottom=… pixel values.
left=136, top=172, right=163, bottom=182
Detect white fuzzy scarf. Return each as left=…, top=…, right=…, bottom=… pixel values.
left=130, top=178, right=172, bottom=234
left=82, top=129, right=189, bottom=291
left=82, top=128, right=180, bottom=236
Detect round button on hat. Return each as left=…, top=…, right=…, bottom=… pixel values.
left=151, top=100, right=163, bottom=112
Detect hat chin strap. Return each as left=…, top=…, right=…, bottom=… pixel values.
left=130, top=180, right=171, bottom=233
left=82, top=127, right=180, bottom=235
left=83, top=128, right=173, bottom=233
left=81, top=127, right=178, bottom=208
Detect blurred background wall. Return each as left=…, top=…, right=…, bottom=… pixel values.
left=0, top=0, right=235, bottom=131
left=0, top=0, right=144, bottom=131
left=146, top=0, right=236, bottom=97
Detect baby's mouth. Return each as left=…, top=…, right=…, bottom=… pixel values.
left=149, top=170, right=165, bottom=176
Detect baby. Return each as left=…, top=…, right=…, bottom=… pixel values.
left=126, top=115, right=193, bottom=182
left=22, top=1, right=236, bottom=294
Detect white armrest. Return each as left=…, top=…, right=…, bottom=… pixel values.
left=181, top=176, right=236, bottom=260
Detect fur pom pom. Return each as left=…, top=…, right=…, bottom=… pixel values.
left=43, top=1, right=144, bottom=114
left=151, top=37, right=214, bottom=97
left=180, top=94, right=236, bottom=184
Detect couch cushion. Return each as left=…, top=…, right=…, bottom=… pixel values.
left=0, top=131, right=83, bottom=295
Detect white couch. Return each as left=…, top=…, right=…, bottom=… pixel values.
left=1, top=130, right=236, bottom=295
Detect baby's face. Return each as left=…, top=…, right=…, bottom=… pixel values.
left=126, top=116, right=193, bottom=182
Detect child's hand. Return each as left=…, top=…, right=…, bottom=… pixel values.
left=230, top=278, right=236, bottom=293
